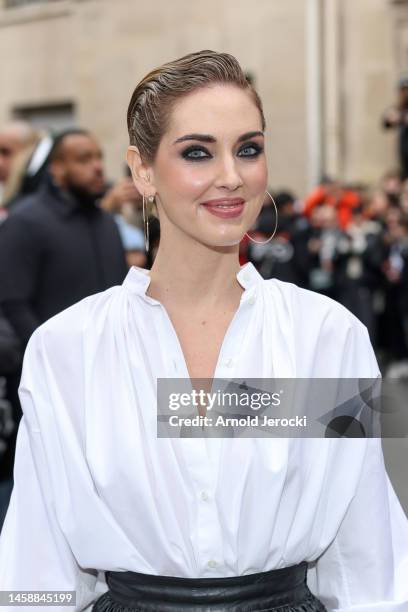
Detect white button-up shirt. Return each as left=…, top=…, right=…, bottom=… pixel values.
left=0, top=262, right=407, bottom=611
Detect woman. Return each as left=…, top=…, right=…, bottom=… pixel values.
left=0, top=50, right=407, bottom=611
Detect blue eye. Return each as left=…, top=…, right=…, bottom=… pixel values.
left=180, top=142, right=263, bottom=162
left=181, top=147, right=211, bottom=161
left=238, top=144, right=263, bottom=157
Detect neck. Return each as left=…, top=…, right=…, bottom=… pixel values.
left=147, top=229, right=244, bottom=311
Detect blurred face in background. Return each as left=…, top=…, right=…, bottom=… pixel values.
left=367, top=190, right=389, bottom=219
left=350, top=205, right=365, bottom=226
left=323, top=180, right=342, bottom=201
left=386, top=206, right=401, bottom=226
left=0, top=131, right=23, bottom=183
left=310, top=204, right=331, bottom=229
left=320, top=205, right=338, bottom=230
left=381, top=172, right=401, bottom=197
left=50, top=133, right=106, bottom=198
left=279, top=200, right=295, bottom=217
left=400, top=180, right=408, bottom=214
left=385, top=206, right=403, bottom=241
left=129, top=84, right=268, bottom=249
left=399, top=86, right=408, bottom=108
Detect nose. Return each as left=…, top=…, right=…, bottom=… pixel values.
left=213, top=153, right=243, bottom=191
left=93, top=158, right=104, bottom=176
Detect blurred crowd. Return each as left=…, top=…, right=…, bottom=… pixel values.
left=244, top=172, right=408, bottom=378
left=0, top=117, right=408, bottom=531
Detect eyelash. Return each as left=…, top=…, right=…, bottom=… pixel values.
left=181, top=143, right=263, bottom=162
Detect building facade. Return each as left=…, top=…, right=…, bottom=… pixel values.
left=0, top=0, right=405, bottom=195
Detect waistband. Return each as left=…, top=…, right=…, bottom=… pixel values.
left=96, top=562, right=319, bottom=611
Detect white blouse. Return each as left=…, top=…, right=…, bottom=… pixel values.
left=0, top=262, right=407, bottom=612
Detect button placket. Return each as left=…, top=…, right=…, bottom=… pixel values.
left=215, top=287, right=257, bottom=380
left=149, top=262, right=262, bottom=574
left=195, top=290, right=256, bottom=576
left=196, top=487, right=223, bottom=574
left=178, top=438, right=224, bottom=574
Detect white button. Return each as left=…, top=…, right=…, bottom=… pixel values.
left=200, top=491, right=209, bottom=501
left=248, top=295, right=256, bottom=305
left=243, top=272, right=251, bottom=282
left=207, top=559, right=218, bottom=568
left=224, top=358, right=233, bottom=367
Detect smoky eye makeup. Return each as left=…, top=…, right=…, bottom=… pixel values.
left=180, top=141, right=264, bottom=162
left=237, top=142, right=264, bottom=157
left=180, top=145, right=211, bottom=161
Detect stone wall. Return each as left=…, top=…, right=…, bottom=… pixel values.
left=0, top=0, right=403, bottom=195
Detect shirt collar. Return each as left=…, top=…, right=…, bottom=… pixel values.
left=123, top=261, right=262, bottom=304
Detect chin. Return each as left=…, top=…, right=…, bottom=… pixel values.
left=201, top=231, right=244, bottom=249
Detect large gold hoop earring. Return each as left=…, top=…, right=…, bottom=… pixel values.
left=142, top=194, right=154, bottom=252
left=245, top=190, right=278, bottom=244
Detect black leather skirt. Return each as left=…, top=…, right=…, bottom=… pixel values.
left=91, top=561, right=327, bottom=611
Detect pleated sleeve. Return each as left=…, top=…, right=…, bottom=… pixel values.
left=0, top=328, right=99, bottom=611
left=307, top=316, right=408, bottom=611
left=310, top=436, right=408, bottom=611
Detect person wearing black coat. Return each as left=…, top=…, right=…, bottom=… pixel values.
left=0, top=129, right=128, bottom=530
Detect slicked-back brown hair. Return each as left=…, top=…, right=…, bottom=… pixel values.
left=127, top=50, right=266, bottom=164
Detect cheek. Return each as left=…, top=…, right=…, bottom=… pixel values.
left=156, top=158, right=214, bottom=203
left=240, top=158, right=268, bottom=195
left=69, top=163, right=84, bottom=178
left=77, top=164, right=95, bottom=183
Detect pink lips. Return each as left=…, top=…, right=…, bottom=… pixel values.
left=200, top=198, right=245, bottom=219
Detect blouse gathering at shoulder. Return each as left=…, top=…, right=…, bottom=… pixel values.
left=28, top=284, right=121, bottom=345
left=262, top=277, right=380, bottom=379
left=263, top=276, right=368, bottom=334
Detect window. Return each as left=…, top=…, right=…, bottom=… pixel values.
left=12, top=102, right=76, bottom=133
left=5, top=0, right=64, bottom=8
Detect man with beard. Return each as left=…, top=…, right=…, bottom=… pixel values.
left=0, top=128, right=128, bottom=346
left=0, top=128, right=127, bottom=530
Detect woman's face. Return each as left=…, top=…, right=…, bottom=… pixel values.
left=145, top=84, right=268, bottom=248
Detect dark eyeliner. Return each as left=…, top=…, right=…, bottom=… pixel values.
left=238, top=142, right=264, bottom=157
left=181, top=146, right=211, bottom=161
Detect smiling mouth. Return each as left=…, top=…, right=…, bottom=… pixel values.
left=200, top=199, right=245, bottom=218
left=208, top=204, right=240, bottom=209
left=200, top=199, right=245, bottom=208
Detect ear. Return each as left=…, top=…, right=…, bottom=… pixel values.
left=126, top=146, right=155, bottom=197
left=48, top=158, right=66, bottom=187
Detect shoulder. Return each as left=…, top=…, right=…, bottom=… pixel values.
left=25, top=285, right=121, bottom=362
left=19, top=285, right=124, bottom=433
left=0, top=193, right=49, bottom=236
left=6, top=188, right=49, bottom=218
left=263, top=278, right=380, bottom=377
left=264, top=277, right=361, bottom=328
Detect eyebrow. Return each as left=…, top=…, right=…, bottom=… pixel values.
left=173, top=131, right=264, bottom=145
